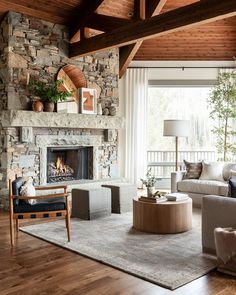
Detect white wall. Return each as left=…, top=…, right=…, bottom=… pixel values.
left=118, top=61, right=235, bottom=178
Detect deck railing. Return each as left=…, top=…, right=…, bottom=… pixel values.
left=147, top=150, right=217, bottom=178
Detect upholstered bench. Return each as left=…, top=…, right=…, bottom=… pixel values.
left=102, top=183, right=137, bottom=213
left=72, top=187, right=111, bottom=220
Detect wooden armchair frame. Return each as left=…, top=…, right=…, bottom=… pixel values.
left=9, top=180, right=71, bottom=246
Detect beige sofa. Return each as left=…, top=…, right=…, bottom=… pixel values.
left=170, top=163, right=235, bottom=207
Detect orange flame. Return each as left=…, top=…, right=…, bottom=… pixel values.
left=56, top=157, right=63, bottom=170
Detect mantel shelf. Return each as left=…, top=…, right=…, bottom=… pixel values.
left=0, top=110, right=125, bottom=130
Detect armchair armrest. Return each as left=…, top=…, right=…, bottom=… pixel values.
left=171, top=171, right=185, bottom=193
left=35, top=185, right=67, bottom=191
left=12, top=192, right=69, bottom=200
left=202, top=195, right=236, bottom=254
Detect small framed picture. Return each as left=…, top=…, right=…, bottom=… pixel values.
left=79, top=88, right=97, bottom=114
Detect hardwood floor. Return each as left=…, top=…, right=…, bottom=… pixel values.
left=0, top=210, right=236, bottom=295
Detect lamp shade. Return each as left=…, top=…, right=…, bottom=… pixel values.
left=163, top=120, right=190, bottom=137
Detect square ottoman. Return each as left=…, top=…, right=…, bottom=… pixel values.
left=102, top=183, right=137, bottom=213
left=72, top=187, right=111, bottom=220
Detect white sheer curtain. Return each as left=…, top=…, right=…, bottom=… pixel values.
left=124, top=68, right=148, bottom=185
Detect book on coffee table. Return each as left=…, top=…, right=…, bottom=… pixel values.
left=166, top=193, right=189, bottom=202
left=138, top=196, right=167, bottom=203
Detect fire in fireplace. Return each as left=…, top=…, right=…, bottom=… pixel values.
left=47, top=147, right=93, bottom=183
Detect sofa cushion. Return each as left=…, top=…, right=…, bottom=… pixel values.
left=177, top=179, right=228, bottom=196
left=183, top=160, right=202, bottom=179
left=222, top=163, right=236, bottom=181
left=200, top=161, right=224, bottom=181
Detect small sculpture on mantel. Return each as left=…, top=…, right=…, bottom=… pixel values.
left=109, top=106, right=116, bottom=116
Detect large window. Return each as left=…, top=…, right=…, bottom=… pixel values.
left=147, top=86, right=216, bottom=151
left=147, top=84, right=216, bottom=178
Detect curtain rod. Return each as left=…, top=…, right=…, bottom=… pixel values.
left=128, top=66, right=236, bottom=69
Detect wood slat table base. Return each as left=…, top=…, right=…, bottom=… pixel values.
left=133, top=198, right=192, bottom=234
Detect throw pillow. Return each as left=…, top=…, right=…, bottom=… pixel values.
left=230, top=169, right=236, bottom=177
left=222, top=163, right=236, bottom=181
left=199, top=161, right=224, bottom=181
left=228, top=176, right=236, bottom=198
left=20, top=177, right=37, bottom=205
left=183, top=160, right=202, bottom=179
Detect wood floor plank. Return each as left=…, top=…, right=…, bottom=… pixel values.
left=0, top=210, right=235, bottom=295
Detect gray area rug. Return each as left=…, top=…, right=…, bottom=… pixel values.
left=20, top=209, right=217, bottom=290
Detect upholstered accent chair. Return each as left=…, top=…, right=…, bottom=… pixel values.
left=9, top=178, right=71, bottom=246
left=202, top=195, right=236, bottom=254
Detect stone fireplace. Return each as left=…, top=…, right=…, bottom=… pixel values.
left=36, top=131, right=104, bottom=185
left=0, top=113, right=124, bottom=208
left=0, top=11, right=125, bottom=209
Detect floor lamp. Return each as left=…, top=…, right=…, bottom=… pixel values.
left=163, top=120, right=190, bottom=171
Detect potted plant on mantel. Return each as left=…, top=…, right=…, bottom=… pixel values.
left=29, top=79, right=72, bottom=112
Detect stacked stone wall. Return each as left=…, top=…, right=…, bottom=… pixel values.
left=0, top=12, right=120, bottom=209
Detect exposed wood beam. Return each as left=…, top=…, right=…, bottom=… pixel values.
left=85, top=14, right=133, bottom=32
left=70, top=0, right=105, bottom=43
left=119, top=0, right=166, bottom=78
left=69, top=0, right=236, bottom=61
left=146, top=0, right=167, bottom=18
left=119, top=42, right=143, bottom=78
left=134, top=0, right=146, bottom=20
left=80, top=27, right=90, bottom=40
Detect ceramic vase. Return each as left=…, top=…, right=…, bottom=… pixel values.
left=147, top=186, right=155, bottom=197
left=32, top=100, right=44, bottom=112
left=44, top=101, right=55, bottom=112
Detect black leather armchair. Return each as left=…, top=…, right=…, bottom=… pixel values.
left=9, top=178, right=71, bottom=246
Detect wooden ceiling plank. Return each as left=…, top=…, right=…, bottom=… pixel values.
left=69, top=0, right=236, bottom=59
left=119, top=0, right=167, bottom=78
left=0, top=0, right=66, bottom=24
left=70, top=0, right=105, bottom=43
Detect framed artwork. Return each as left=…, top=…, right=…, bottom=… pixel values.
left=79, top=88, right=97, bottom=114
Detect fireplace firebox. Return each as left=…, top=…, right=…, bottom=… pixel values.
left=47, top=147, right=93, bottom=183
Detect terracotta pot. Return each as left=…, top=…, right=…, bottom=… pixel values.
left=32, top=100, right=44, bottom=112
left=44, top=101, right=55, bottom=112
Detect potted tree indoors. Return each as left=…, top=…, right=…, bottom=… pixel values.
left=29, top=79, right=72, bottom=112
left=209, top=71, right=236, bottom=161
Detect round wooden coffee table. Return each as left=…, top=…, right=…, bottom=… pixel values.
left=133, top=196, right=192, bottom=234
